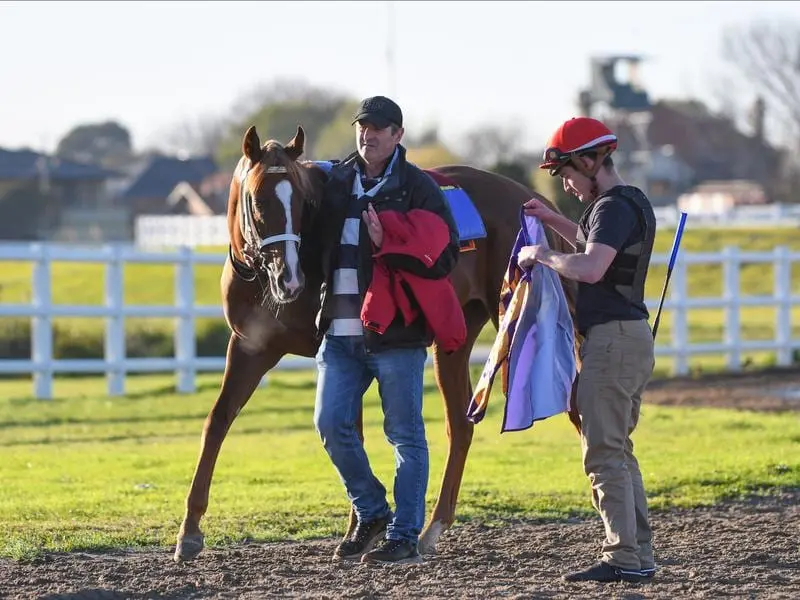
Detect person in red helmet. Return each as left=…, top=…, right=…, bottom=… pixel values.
left=518, top=117, right=658, bottom=583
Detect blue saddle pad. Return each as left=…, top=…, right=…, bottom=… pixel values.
left=311, top=160, right=335, bottom=173
left=440, top=185, right=487, bottom=242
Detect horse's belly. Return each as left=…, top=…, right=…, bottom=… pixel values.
left=450, top=247, right=486, bottom=306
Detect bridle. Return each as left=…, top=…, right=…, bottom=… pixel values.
left=234, top=160, right=302, bottom=306
left=239, top=163, right=301, bottom=256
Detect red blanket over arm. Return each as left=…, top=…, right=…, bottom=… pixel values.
left=361, top=209, right=466, bottom=352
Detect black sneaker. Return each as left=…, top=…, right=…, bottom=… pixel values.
left=361, top=538, right=423, bottom=565
left=333, top=514, right=390, bottom=560
left=640, top=565, right=657, bottom=580
left=563, top=561, right=645, bottom=583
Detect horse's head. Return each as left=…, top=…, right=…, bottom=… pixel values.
left=230, top=125, right=320, bottom=306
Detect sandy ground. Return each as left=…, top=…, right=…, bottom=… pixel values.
left=2, top=367, right=799, bottom=600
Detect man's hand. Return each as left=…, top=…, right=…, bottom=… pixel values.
left=517, top=244, right=547, bottom=268
left=522, top=197, right=557, bottom=224
left=362, top=202, right=383, bottom=248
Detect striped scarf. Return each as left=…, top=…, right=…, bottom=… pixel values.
left=327, top=149, right=399, bottom=336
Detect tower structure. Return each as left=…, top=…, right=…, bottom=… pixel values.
left=577, top=55, right=652, bottom=191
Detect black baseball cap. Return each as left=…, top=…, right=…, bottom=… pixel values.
left=352, top=96, right=403, bottom=129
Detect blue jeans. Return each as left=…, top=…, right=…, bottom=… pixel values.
left=314, top=334, right=428, bottom=543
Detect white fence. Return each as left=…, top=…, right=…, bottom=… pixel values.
left=135, top=204, right=800, bottom=248
left=1, top=243, right=799, bottom=400
left=136, top=215, right=230, bottom=248
left=655, top=204, right=800, bottom=228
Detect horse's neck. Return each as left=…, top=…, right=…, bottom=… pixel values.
left=268, top=278, right=324, bottom=346
left=226, top=162, right=247, bottom=254
left=227, top=199, right=246, bottom=261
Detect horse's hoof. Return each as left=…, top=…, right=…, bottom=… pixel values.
left=418, top=520, right=448, bottom=555
left=174, top=532, right=205, bottom=562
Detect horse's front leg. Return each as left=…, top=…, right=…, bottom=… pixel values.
left=174, top=333, right=282, bottom=562
left=419, top=302, right=488, bottom=555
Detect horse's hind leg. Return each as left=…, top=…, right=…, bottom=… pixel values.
left=174, top=334, right=281, bottom=562
left=419, top=300, right=488, bottom=555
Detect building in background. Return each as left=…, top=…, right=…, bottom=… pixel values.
left=0, top=147, right=123, bottom=241
left=576, top=55, right=779, bottom=207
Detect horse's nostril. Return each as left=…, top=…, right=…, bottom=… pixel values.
left=282, top=271, right=304, bottom=293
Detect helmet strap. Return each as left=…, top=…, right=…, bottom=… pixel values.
left=567, top=146, right=612, bottom=201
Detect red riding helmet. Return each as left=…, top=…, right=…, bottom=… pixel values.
left=539, top=117, right=618, bottom=176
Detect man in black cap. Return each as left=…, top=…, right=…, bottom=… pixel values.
left=311, top=96, right=460, bottom=564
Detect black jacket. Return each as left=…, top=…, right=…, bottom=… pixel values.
left=310, top=145, right=460, bottom=351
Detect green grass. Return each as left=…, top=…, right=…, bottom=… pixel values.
left=1, top=369, right=798, bottom=560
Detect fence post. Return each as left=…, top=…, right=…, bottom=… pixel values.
left=105, top=244, right=125, bottom=396
left=774, top=246, right=792, bottom=366
left=723, top=246, right=741, bottom=370
left=175, top=246, right=196, bottom=393
left=31, top=243, right=53, bottom=400
left=671, top=254, right=689, bottom=376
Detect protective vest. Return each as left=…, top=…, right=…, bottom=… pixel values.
left=575, top=187, right=656, bottom=304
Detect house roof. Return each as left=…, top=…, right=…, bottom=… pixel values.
left=120, top=155, right=218, bottom=200
left=198, top=170, right=233, bottom=198
left=166, top=182, right=216, bottom=216
left=646, top=101, right=779, bottom=183
left=0, top=147, right=117, bottom=181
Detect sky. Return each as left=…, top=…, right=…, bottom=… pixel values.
left=2, top=0, right=799, bottom=156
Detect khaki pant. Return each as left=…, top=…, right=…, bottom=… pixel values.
left=576, top=319, right=655, bottom=570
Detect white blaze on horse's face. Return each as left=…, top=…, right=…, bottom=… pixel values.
left=274, top=179, right=301, bottom=295
left=237, top=158, right=306, bottom=305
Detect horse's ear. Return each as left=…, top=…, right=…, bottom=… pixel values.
left=242, top=125, right=262, bottom=163
left=284, top=125, right=305, bottom=161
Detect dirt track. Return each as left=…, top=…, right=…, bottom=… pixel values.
left=2, top=368, right=799, bottom=600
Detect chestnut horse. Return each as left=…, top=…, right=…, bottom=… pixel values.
left=173, top=125, right=579, bottom=562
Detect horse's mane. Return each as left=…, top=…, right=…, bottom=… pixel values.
left=246, top=141, right=318, bottom=208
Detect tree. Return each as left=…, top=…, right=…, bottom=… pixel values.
left=215, top=79, right=358, bottom=167
left=460, top=124, right=523, bottom=169
left=312, top=101, right=361, bottom=160
left=231, top=78, right=349, bottom=117
left=405, top=143, right=462, bottom=168
left=158, top=113, right=230, bottom=157
left=457, top=123, right=534, bottom=188
left=489, top=160, right=532, bottom=188
left=722, top=19, right=800, bottom=202
left=721, top=19, right=800, bottom=148
left=55, top=121, right=133, bottom=169
left=405, top=127, right=440, bottom=148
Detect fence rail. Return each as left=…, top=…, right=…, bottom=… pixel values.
left=135, top=204, right=800, bottom=248
left=1, top=242, right=799, bottom=399
left=655, top=203, right=800, bottom=227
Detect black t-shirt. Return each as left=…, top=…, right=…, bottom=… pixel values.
left=575, top=186, right=651, bottom=333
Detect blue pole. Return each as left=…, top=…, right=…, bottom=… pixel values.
left=652, top=212, right=688, bottom=340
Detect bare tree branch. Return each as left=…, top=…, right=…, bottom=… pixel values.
left=231, top=78, right=349, bottom=118
left=157, top=113, right=230, bottom=157
left=722, top=19, right=800, bottom=146
left=460, top=124, right=524, bottom=168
